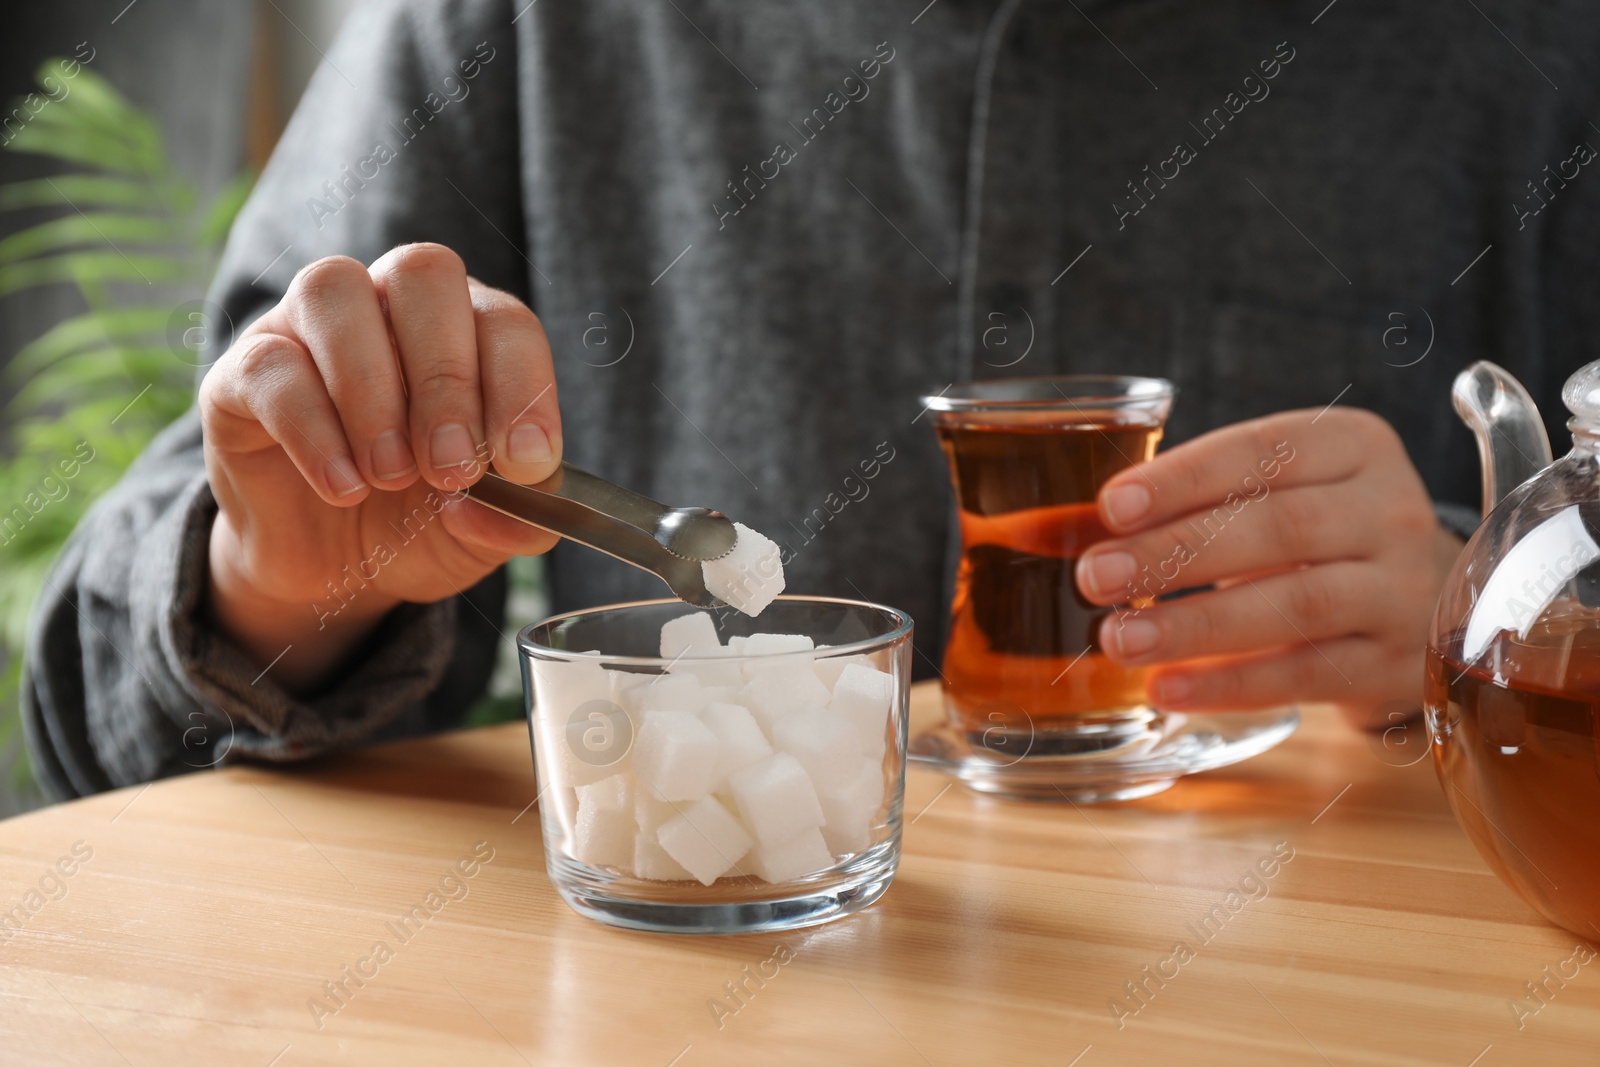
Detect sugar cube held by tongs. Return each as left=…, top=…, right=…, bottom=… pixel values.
left=467, top=465, right=785, bottom=614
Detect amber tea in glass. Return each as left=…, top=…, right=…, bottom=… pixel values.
left=925, top=377, right=1174, bottom=757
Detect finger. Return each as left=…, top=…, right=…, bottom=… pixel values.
left=1146, top=636, right=1385, bottom=710
left=1076, top=483, right=1374, bottom=604
left=369, top=243, right=486, bottom=491
left=280, top=255, right=418, bottom=489
left=440, top=493, right=562, bottom=559
left=471, top=281, right=563, bottom=485
left=1096, top=408, right=1400, bottom=533
left=1098, top=562, right=1386, bottom=665
left=201, top=333, right=369, bottom=506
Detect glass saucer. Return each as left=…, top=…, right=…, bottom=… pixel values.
left=908, top=705, right=1300, bottom=802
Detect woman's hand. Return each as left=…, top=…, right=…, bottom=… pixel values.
left=1074, top=408, right=1464, bottom=726
left=199, top=244, right=562, bottom=693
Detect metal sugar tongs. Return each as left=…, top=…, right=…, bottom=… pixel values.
left=467, top=466, right=737, bottom=607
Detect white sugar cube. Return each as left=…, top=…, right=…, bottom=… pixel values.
left=657, top=795, right=755, bottom=886
left=729, top=752, right=825, bottom=844
left=727, top=636, right=749, bottom=654
left=553, top=786, right=579, bottom=824
left=608, top=668, right=649, bottom=705
left=739, top=665, right=831, bottom=733
left=771, top=706, right=862, bottom=793
left=748, top=825, right=835, bottom=884
left=740, top=633, right=815, bottom=682
left=831, top=663, right=894, bottom=759
left=533, top=661, right=623, bottom=787
left=635, top=791, right=679, bottom=834
left=701, top=702, right=773, bottom=790
left=633, top=710, right=720, bottom=802
left=820, top=811, right=870, bottom=857
left=633, top=832, right=694, bottom=881
left=660, top=611, right=721, bottom=659
left=819, top=756, right=884, bottom=856
left=702, top=522, right=786, bottom=616
left=623, top=673, right=708, bottom=719
left=668, top=645, right=745, bottom=688
left=823, top=756, right=885, bottom=821
left=533, top=660, right=610, bottom=717
left=573, top=803, right=634, bottom=869
left=744, top=633, right=814, bottom=657
left=700, top=685, right=742, bottom=705
left=575, top=774, right=631, bottom=814
left=813, top=653, right=875, bottom=690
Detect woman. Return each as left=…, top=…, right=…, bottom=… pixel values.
left=24, top=0, right=1595, bottom=794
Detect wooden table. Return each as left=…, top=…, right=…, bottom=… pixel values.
left=1, top=683, right=1596, bottom=1066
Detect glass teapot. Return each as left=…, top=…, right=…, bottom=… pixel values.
left=1426, top=360, right=1600, bottom=937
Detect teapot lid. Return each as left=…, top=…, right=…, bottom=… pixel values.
left=1562, top=359, right=1600, bottom=429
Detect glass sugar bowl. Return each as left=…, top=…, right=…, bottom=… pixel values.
left=519, top=596, right=913, bottom=934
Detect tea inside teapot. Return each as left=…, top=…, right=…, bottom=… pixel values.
left=1426, top=358, right=1600, bottom=937
left=1426, top=607, right=1600, bottom=937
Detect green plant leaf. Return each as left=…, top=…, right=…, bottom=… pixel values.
left=41, top=64, right=157, bottom=137
left=0, top=554, right=58, bottom=651
left=0, top=213, right=180, bottom=265
left=0, top=657, right=26, bottom=788
left=0, top=175, right=161, bottom=213
left=464, top=693, right=525, bottom=728
left=6, top=307, right=175, bottom=384
left=19, top=63, right=167, bottom=167
left=0, top=57, right=253, bottom=800
left=198, top=171, right=256, bottom=248
left=0, top=251, right=193, bottom=296
left=3, top=116, right=164, bottom=177
left=7, top=351, right=188, bottom=415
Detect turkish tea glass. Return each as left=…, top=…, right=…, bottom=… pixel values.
left=912, top=376, right=1298, bottom=801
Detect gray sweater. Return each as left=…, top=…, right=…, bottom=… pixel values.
left=23, top=0, right=1600, bottom=797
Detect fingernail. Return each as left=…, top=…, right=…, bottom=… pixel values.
left=1104, top=483, right=1152, bottom=527
left=430, top=422, right=476, bottom=470
left=1114, top=618, right=1160, bottom=658
left=1084, top=551, right=1137, bottom=599
left=325, top=457, right=367, bottom=498
left=508, top=422, right=553, bottom=465
left=1152, top=674, right=1194, bottom=707
left=371, top=430, right=416, bottom=480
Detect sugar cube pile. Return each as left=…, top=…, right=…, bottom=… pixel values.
left=550, top=614, right=895, bottom=885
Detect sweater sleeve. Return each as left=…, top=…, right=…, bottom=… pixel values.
left=21, top=0, right=526, bottom=797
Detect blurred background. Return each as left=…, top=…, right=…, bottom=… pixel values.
left=0, top=1, right=542, bottom=817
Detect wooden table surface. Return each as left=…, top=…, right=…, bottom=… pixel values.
left=2, top=681, right=1596, bottom=1066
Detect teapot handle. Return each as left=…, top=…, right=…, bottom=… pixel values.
left=1451, top=361, right=1554, bottom=518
